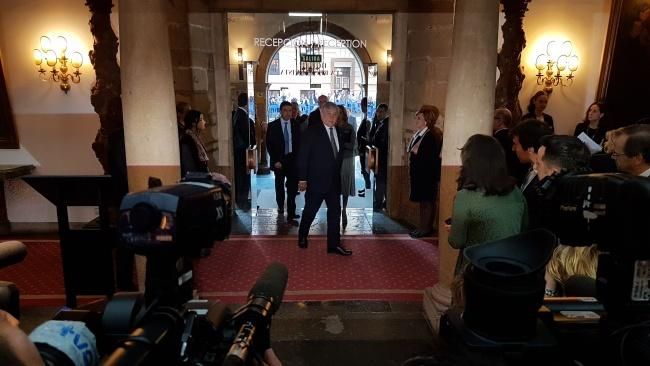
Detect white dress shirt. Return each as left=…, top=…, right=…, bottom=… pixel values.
left=408, top=127, right=429, bottom=152
left=641, top=167, right=650, bottom=178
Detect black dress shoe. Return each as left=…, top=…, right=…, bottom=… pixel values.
left=298, top=236, right=308, bottom=248
left=327, top=246, right=352, bottom=256
left=288, top=214, right=301, bottom=219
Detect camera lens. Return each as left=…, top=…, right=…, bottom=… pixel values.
left=130, top=203, right=162, bottom=233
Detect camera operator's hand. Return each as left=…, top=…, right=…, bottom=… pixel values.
left=253, top=348, right=282, bottom=366
left=298, top=181, right=307, bottom=192
left=0, top=310, right=44, bottom=366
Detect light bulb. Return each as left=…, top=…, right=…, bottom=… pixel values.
left=568, top=55, right=579, bottom=72
left=556, top=55, right=568, bottom=71
left=45, top=50, right=58, bottom=67
left=33, top=49, right=43, bottom=66
left=535, top=54, right=548, bottom=70
left=561, top=40, right=573, bottom=57
left=546, top=41, right=560, bottom=60
left=54, top=36, right=67, bottom=53
left=40, top=36, right=52, bottom=51
left=70, top=52, right=83, bottom=68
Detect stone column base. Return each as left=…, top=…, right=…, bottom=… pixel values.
left=423, top=283, right=452, bottom=334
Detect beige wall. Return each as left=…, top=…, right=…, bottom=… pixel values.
left=0, top=0, right=113, bottom=222
left=519, top=0, right=611, bottom=135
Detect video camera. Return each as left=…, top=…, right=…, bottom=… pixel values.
left=28, top=173, right=289, bottom=366
left=441, top=173, right=650, bottom=365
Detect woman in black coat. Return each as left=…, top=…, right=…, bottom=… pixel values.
left=408, top=105, right=443, bottom=238
left=573, top=102, right=607, bottom=146
left=521, top=90, right=554, bottom=132
left=179, top=109, right=209, bottom=177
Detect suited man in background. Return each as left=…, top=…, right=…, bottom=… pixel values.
left=233, top=92, right=255, bottom=210
left=298, top=102, right=352, bottom=256
left=266, top=101, right=301, bottom=222
left=370, top=103, right=389, bottom=211
left=308, top=95, right=329, bottom=127
left=356, top=97, right=372, bottom=196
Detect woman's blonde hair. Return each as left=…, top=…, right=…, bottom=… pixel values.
left=417, top=105, right=440, bottom=130
left=604, top=128, right=624, bottom=154
left=546, top=244, right=599, bottom=286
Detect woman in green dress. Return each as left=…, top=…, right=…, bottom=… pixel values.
left=448, top=134, right=529, bottom=276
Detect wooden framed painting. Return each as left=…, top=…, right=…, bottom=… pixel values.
left=0, top=55, right=18, bottom=149
left=598, top=0, right=650, bottom=126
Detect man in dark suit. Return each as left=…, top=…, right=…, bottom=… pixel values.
left=307, top=95, right=328, bottom=127
left=232, top=92, right=255, bottom=210
left=370, top=103, right=389, bottom=211
left=266, top=101, right=301, bottom=221
left=298, top=102, right=352, bottom=256
left=356, top=97, right=372, bottom=196
left=291, top=101, right=309, bottom=134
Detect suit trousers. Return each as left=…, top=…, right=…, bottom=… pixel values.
left=298, top=188, right=341, bottom=249
left=274, top=158, right=297, bottom=215
left=234, top=148, right=250, bottom=210
left=374, top=174, right=387, bottom=209
left=359, top=153, right=371, bottom=189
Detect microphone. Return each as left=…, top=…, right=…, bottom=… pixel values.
left=29, top=320, right=99, bottom=366
left=224, top=262, right=288, bottom=365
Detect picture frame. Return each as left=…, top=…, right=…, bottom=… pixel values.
left=597, top=0, right=650, bottom=126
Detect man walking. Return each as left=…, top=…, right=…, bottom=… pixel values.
left=266, top=101, right=301, bottom=222
left=297, top=102, right=352, bottom=256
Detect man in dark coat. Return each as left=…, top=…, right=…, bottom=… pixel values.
left=370, top=103, right=389, bottom=211
left=266, top=101, right=301, bottom=221
left=307, top=95, right=328, bottom=127
left=356, top=97, right=372, bottom=195
left=297, top=102, right=352, bottom=256
left=232, top=92, right=255, bottom=210
left=493, top=108, right=528, bottom=183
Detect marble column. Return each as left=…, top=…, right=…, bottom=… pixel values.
left=423, top=0, right=500, bottom=333
left=210, top=12, right=233, bottom=179
left=120, top=0, right=180, bottom=289
left=120, top=0, right=180, bottom=192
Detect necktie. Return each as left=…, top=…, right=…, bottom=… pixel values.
left=283, top=122, right=290, bottom=154
left=329, top=127, right=338, bottom=158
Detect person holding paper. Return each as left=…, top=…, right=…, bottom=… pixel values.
left=573, top=102, right=607, bottom=146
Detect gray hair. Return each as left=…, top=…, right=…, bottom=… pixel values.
left=321, top=102, right=339, bottom=113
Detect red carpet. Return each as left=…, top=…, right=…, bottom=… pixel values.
left=0, top=236, right=439, bottom=306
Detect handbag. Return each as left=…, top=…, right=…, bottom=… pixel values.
left=366, top=145, right=379, bottom=176
left=246, top=145, right=258, bottom=173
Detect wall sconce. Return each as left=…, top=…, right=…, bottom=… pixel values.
left=33, top=35, right=83, bottom=94
left=237, top=47, right=244, bottom=81
left=386, top=50, right=392, bottom=81
left=535, top=40, right=578, bottom=93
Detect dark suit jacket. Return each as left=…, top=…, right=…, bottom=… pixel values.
left=370, top=117, right=389, bottom=177
left=233, top=107, right=255, bottom=150
left=179, top=133, right=209, bottom=177
left=409, top=129, right=442, bottom=202
left=308, top=108, right=322, bottom=127
left=357, top=117, right=372, bottom=155
left=298, top=124, right=343, bottom=194
left=266, top=118, right=300, bottom=172
left=521, top=112, right=554, bottom=132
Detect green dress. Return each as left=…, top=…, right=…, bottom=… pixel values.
left=449, top=188, right=528, bottom=275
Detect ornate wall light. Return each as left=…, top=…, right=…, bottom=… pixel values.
left=33, top=36, right=83, bottom=94
left=386, top=49, right=392, bottom=81
left=535, top=40, right=578, bottom=93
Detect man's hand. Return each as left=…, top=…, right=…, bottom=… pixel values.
left=274, top=162, right=282, bottom=169
left=298, top=181, right=307, bottom=192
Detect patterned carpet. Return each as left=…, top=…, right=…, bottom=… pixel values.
left=0, top=235, right=439, bottom=306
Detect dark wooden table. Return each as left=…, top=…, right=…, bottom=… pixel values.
left=0, top=164, right=35, bottom=234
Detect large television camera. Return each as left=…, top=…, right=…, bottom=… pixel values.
left=441, top=173, right=650, bottom=365
left=28, top=173, right=289, bottom=366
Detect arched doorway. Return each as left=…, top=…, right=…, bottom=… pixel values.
left=250, top=21, right=379, bottom=232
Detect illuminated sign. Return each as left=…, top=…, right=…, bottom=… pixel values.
left=300, top=54, right=322, bottom=63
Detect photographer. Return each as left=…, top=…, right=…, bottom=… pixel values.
left=530, top=135, right=596, bottom=297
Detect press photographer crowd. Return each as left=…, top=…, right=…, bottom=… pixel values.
left=1, top=117, right=650, bottom=365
